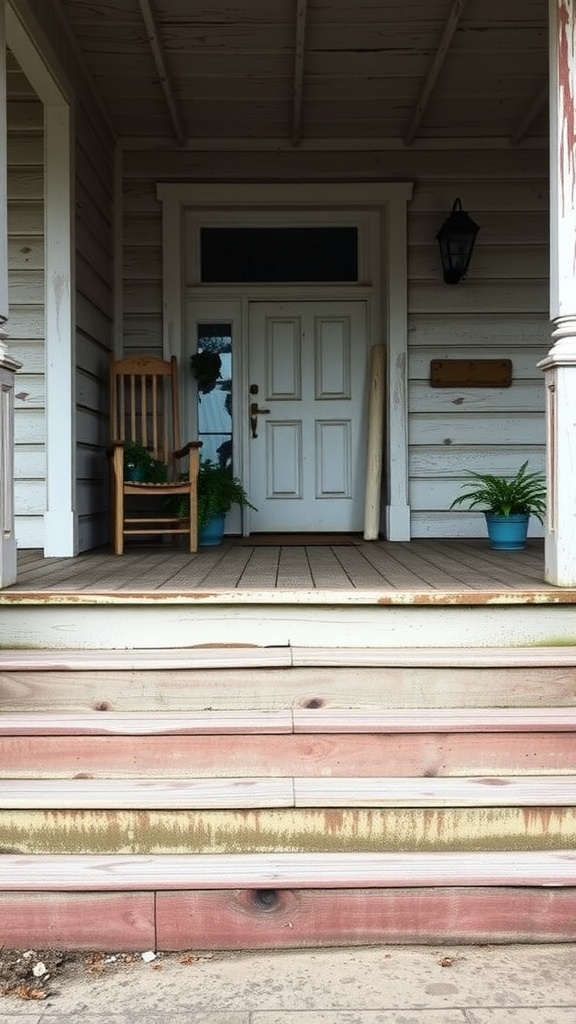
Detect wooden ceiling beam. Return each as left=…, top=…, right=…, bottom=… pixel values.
left=510, top=84, right=548, bottom=145
left=404, top=0, right=468, bottom=146
left=137, top=0, right=185, bottom=147
left=292, top=0, right=308, bottom=146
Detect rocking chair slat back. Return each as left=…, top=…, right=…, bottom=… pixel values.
left=109, top=355, right=201, bottom=555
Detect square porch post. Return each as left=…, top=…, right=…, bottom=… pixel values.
left=0, top=0, right=20, bottom=587
left=539, top=0, right=576, bottom=586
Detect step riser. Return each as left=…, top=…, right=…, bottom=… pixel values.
left=2, top=665, right=575, bottom=711
left=1, top=888, right=575, bottom=951
left=2, top=602, right=576, bottom=650
left=2, top=807, right=575, bottom=855
left=3, top=732, right=576, bottom=777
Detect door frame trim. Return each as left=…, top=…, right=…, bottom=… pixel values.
left=158, top=182, right=413, bottom=540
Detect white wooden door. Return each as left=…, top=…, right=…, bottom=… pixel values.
left=248, top=301, right=368, bottom=532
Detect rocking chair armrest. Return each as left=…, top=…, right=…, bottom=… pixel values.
left=108, top=441, right=125, bottom=460
left=173, top=440, right=203, bottom=460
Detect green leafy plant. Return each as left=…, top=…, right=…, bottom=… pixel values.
left=197, top=459, right=255, bottom=529
left=450, top=461, right=546, bottom=523
left=123, top=441, right=168, bottom=483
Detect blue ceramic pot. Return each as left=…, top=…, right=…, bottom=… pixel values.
left=485, top=512, right=529, bottom=551
left=199, top=513, right=226, bottom=547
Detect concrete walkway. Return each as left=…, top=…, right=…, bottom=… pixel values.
left=1, top=943, right=574, bottom=1023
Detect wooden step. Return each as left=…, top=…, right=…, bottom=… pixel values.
left=2, top=660, right=575, bottom=712
left=2, top=850, right=575, bottom=890
left=2, top=775, right=575, bottom=809
left=3, top=851, right=575, bottom=950
left=2, top=707, right=576, bottom=734
left=3, top=806, right=575, bottom=856
left=2, top=646, right=576, bottom=670
left=3, top=601, right=576, bottom=650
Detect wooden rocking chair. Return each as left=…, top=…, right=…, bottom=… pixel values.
left=109, top=354, right=202, bottom=555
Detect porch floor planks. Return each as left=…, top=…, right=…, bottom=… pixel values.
left=5, top=539, right=575, bottom=600
left=406, top=540, right=519, bottom=591
left=275, top=546, right=315, bottom=589
left=326, top=544, right=400, bottom=588
left=235, top=546, right=281, bottom=589
left=443, top=540, right=549, bottom=589
left=183, top=544, right=257, bottom=590
left=353, top=542, right=466, bottom=590
left=306, top=545, right=354, bottom=588
left=366, top=541, right=485, bottom=591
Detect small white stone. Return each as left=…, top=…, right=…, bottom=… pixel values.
left=32, top=962, right=47, bottom=978
left=141, top=950, right=157, bottom=963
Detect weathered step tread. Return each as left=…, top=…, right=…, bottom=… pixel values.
left=2, top=646, right=576, bottom=672
left=2, top=707, right=576, bottom=735
left=0, top=648, right=292, bottom=671
left=0, top=778, right=295, bottom=809
left=3, top=776, right=575, bottom=809
left=1, top=850, right=574, bottom=891
left=292, top=647, right=576, bottom=668
left=295, top=777, right=576, bottom=807
left=0, top=710, right=294, bottom=735
left=293, top=708, right=576, bottom=733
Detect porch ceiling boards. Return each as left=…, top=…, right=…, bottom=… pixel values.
left=53, top=0, right=549, bottom=149
left=4, top=539, right=576, bottom=605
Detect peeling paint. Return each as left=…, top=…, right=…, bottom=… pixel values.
left=1, top=807, right=574, bottom=856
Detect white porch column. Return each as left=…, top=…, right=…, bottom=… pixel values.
left=539, top=0, right=576, bottom=585
left=0, top=0, right=21, bottom=587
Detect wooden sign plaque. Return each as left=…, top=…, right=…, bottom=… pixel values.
left=430, top=359, right=512, bottom=388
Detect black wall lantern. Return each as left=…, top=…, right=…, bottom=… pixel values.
left=436, top=197, right=480, bottom=284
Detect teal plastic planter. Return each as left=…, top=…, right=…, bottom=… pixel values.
left=199, top=513, right=226, bottom=547
left=484, top=512, right=529, bottom=551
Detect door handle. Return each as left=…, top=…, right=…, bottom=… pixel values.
left=250, top=401, right=270, bottom=438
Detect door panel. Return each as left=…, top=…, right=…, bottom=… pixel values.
left=248, top=301, right=367, bottom=532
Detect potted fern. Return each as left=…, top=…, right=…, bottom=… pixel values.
left=450, top=461, right=546, bottom=550
left=197, top=459, right=255, bottom=546
left=123, top=441, right=167, bottom=483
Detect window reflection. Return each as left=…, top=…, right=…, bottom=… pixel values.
left=194, top=323, right=232, bottom=469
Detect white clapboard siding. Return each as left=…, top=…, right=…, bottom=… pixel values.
left=8, top=168, right=43, bottom=200
left=8, top=72, right=46, bottom=550
left=408, top=314, right=550, bottom=349
left=14, top=449, right=45, bottom=478
left=409, top=381, right=545, bottom=414
left=13, top=375, right=44, bottom=408
left=410, top=413, right=545, bottom=446
left=410, top=512, right=545, bottom=539
left=410, top=447, right=545, bottom=477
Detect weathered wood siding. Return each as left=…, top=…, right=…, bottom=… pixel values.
left=122, top=147, right=549, bottom=539
left=7, top=3, right=115, bottom=551
left=7, top=51, right=45, bottom=549
left=74, top=104, right=114, bottom=552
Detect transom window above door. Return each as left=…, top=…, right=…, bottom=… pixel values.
left=199, top=226, right=359, bottom=283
